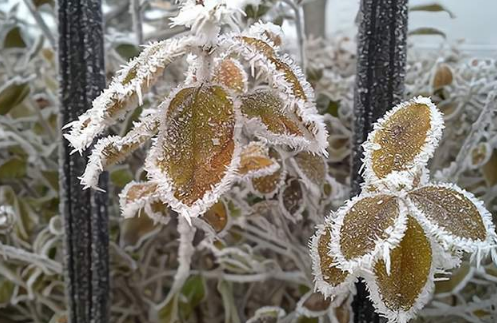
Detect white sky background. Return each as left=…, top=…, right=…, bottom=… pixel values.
left=2, top=0, right=497, bottom=56
left=327, top=0, right=497, bottom=55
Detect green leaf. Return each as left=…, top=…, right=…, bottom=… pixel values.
left=0, top=276, right=14, bottom=305
left=110, top=167, right=134, bottom=188
left=115, top=43, right=141, bottom=61
left=326, top=100, right=340, bottom=117
left=3, top=26, right=27, bottom=48
left=0, top=157, right=27, bottom=179
left=33, top=0, right=55, bottom=8
left=0, top=79, right=30, bottom=115
left=482, top=149, right=497, bottom=186
left=179, top=275, right=206, bottom=319
left=41, top=170, right=59, bottom=191
left=409, top=27, right=446, bottom=38
left=410, top=4, right=455, bottom=18
left=158, top=294, right=180, bottom=323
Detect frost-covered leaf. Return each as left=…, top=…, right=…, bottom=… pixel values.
left=331, top=194, right=406, bottom=271
left=469, top=142, right=491, bottom=169
left=120, top=213, right=161, bottom=249
left=363, top=97, right=443, bottom=189
left=435, top=262, right=474, bottom=296
left=201, top=200, right=228, bottom=234
left=409, top=3, right=455, bottom=18
left=147, top=85, right=239, bottom=219
left=3, top=26, right=26, bottom=48
left=310, top=221, right=351, bottom=300
left=220, top=30, right=328, bottom=154
left=250, top=149, right=285, bottom=198
left=179, top=275, right=206, bottom=319
left=237, top=142, right=279, bottom=179
left=212, top=58, right=247, bottom=94
left=119, top=181, right=170, bottom=224
left=409, top=27, right=446, bottom=38
left=241, top=90, right=323, bottom=152
left=0, top=157, right=27, bottom=179
left=246, top=306, right=285, bottom=323
left=407, top=183, right=496, bottom=254
left=64, top=36, right=193, bottom=152
left=81, top=113, right=159, bottom=189
left=278, top=178, right=305, bottom=222
left=0, top=78, right=30, bottom=115
left=482, top=149, right=497, bottom=186
left=367, top=216, right=433, bottom=322
left=433, top=64, right=453, bottom=89
left=291, top=151, right=328, bottom=194
left=296, top=291, right=332, bottom=317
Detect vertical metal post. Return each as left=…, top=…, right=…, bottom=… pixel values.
left=351, top=0, right=408, bottom=322
left=58, top=0, right=109, bottom=322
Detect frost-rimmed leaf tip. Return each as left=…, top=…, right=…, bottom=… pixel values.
left=362, top=96, right=444, bottom=191
left=310, top=96, right=497, bottom=323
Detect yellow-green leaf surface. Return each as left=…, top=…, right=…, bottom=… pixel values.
left=292, top=152, right=327, bottom=188
left=238, top=142, right=278, bottom=177
left=339, top=195, right=400, bottom=260
left=280, top=179, right=304, bottom=219
left=3, top=26, right=27, bottom=48
left=317, top=226, right=348, bottom=287
left=372, top=217, right=432, bottom=314
left=238, top=36, right=306, bottom=100
left=0, top=80, right=30, bottom=115
left=153, top=85, right=235, bottom=207
left=241, top=91, right=304, bottom=136
left=212, top=58, right=246, bottom=94
left=0, top=157, right=27, bottom=179
left=370, top=101, right=433, bottom=179
left=202, top=201, right=228, bottom=233
left=408, top=185, right=487, bottom=242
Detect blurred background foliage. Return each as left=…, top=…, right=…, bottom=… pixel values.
left=0, top=0, right=496, bottom=322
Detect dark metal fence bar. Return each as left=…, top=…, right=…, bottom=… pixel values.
left=58, top=0, right=109, bottom=322
left=351, top=0, right=409, bottom=322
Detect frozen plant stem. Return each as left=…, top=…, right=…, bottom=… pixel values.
left=22, top=0, right=56, bottom=49
left=158, top=216, right=196, bottom=307
left=351, top=0, right=408, bottom=322
left=450, top=90, right=496, bottom=182
left=58, top=0, right=109, bottom=323
left=282, top=0, right=307, bottom=73
left=130, top=0, right=144, bottom=45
